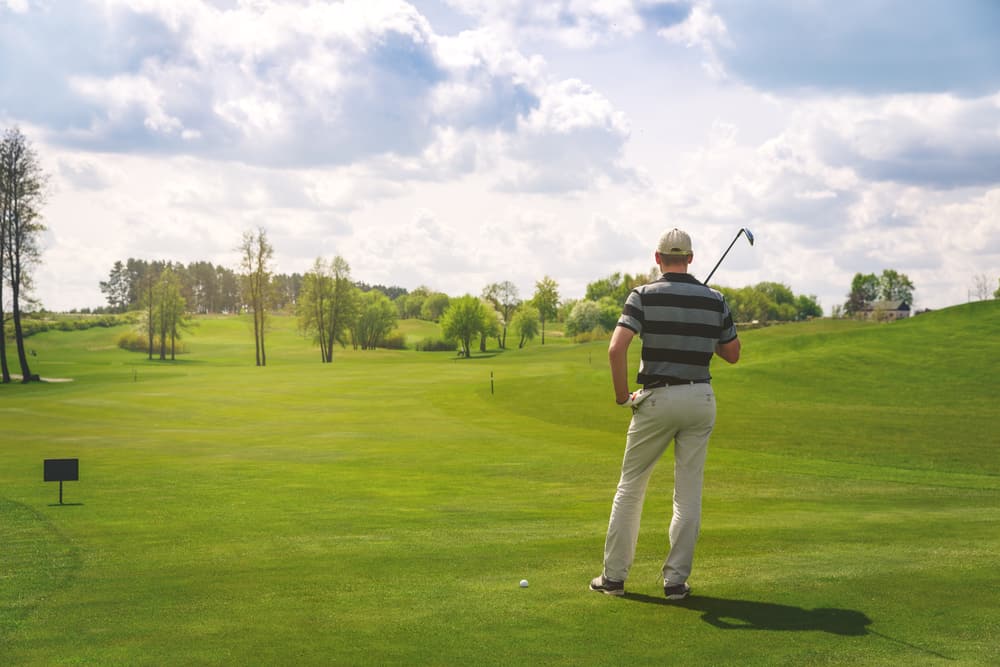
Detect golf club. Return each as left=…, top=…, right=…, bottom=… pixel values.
left=704, top=227, right=754, bottom=284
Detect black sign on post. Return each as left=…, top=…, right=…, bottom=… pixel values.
left=44, top=459, right=79, bottom=505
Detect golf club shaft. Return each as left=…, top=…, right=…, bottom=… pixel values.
left=704, top=228, right=747, bottom=284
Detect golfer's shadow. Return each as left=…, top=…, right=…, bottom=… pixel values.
left=626, top=593, right=871, bottom=635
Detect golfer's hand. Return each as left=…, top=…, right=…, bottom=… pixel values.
left=617, top=389, right=649, bottom=409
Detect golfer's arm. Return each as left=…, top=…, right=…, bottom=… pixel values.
left=715, top=337, right=741, bottom=364
left=609, top=325, right=635, bottom=403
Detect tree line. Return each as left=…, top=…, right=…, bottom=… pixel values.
left=101, top=247, right=834, bottom=365
left=0, top=127, right=46, bottom=383
left=557, top=270, right=825, bottom=338
left=91, top=244, right=935, bottom=367
left=97, top=231, right=564, bottom=362
left=296, top=255, right=561, bottom=360
left=99, top=257, right=298, bottom=316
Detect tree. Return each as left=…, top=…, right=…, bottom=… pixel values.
left=299, top=256, right=358, bottom=362
left=271, top=272, right=302, bottom=311
left=795, top=294, right=823, bottom=319
left=441, top=295, right=489, bottom=358
left=126, top=258, right=145, bottom=308
left=756, top=282, right=795, bottom=308
left=0, top=127, right=47, bottom=383
left=597, top=297, right=622, bottom=331
left=99, top=260, right=130, bottom=313
left=971, top=274, right=992, bottom=301
left=878, top=269, right=914, bottom=303
left=995, top=278, right=1000, bottom=299
left=355, top=281, right=407, bottom=300
left=154, top=268, right=187, bottom=360
left=585, top=272, right=627, bottom=305
left=299, top=259, right=330, bottom=360
left=510, top=304, right=540, bottom=348
left=217, top=265, right=241, bottom=313
left=482, top=280, right=519, bottom=349
left=400, top=285, right=430, bottom=319
left=239, top=228, right=274, bottom=366
left=735, top=287, right=772, bottom=322
left=326, top=258, right=359, bottom=356
left=188, top=260, right=220, bottom=314
left=713, top=284, right=818, bottom=323
left=420, top=292, right=450, bottom=321
left=531, top=276, right=560, bottom=345
left=565, top=300, right=603, bottom=337
left=0, top=143, right=6, bottom=384
left=139, top=263, right=163, bottom=359
left=844, top=273, right=879, bottom=316
left=352, top=290, right=396, bottom=350
left=479, top=300, right=502, bottom=352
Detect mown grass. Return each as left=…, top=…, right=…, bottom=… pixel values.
left=1, top=302, right=998, bottom=665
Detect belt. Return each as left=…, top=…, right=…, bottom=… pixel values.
left=644, top=378, right=711, bottom=389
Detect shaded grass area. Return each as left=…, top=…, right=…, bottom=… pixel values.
left=1, top=303, right=998, bottom=665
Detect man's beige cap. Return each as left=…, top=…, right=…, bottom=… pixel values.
left=657, top=228, right=692, bottom=256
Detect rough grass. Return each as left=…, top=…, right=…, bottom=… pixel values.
left=1, top=302, right=998, bottom=665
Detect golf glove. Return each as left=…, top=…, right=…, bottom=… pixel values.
left=618, top=389, right=650, bottom=410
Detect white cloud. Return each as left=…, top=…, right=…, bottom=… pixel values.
left=5, top=0, right=635, bottom=196
left=443, top=0, right=644, bottom=48
left=7, top=1, right=1000, bottom=314
left=500, top=78, right=633, bottom=191
left=3, top=0, right=29, bottom=13
left=57, top=157, right=113, bottom=191
left=807, top=93, right=1000, bottom=188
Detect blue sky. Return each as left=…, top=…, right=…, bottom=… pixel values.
left=2, top=0, right=998, bottom=312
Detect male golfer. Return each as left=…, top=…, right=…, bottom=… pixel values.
left=590, top=228, right=741, bottom=600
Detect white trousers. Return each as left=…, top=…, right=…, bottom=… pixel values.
left=602, top=383, right=716, bottom=585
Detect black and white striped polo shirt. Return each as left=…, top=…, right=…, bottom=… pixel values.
left=617, top=272, right=737, bottom=384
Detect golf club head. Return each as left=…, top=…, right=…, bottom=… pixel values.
left=705, top=227, right=755, bottom=284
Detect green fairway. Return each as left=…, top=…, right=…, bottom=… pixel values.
left=2, top=303, right=998, bottom=665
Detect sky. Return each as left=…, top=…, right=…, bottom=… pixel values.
left=2, top=0, right=999, bottom=313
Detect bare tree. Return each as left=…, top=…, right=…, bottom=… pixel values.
left=0, top=127, right=47, bottom=383
left=972, top=274, right=992, bottom=301
left=239, top=228, right=273, bottom=366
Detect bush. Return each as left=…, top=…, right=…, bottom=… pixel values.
left=574, top=327, right=610, bottom=344
left=117, top=331, right=150, bottom=352
left=565, top=300, right=604, bottom=336
left=16, top=319, right=51, bottom=337
left=116, top=331, right=188, bottom=355
left=415, top=337, right=457, bottom=352
left=11, top=313, right=134, bottom=338
left=381, top=332, right=407, bottom=350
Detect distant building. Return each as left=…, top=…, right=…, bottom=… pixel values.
left=864, top=300, right=911, bottom=321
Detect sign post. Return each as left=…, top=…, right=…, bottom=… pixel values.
left=44, top=459, right=79, bottom=505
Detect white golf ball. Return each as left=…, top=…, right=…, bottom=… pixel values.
left=519, top=579, right=529, bottom=588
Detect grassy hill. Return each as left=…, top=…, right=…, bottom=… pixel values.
left=1, top=302, right=997, bottom=665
